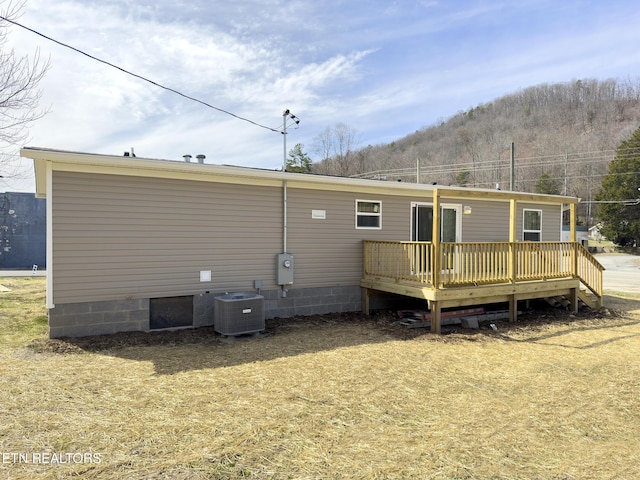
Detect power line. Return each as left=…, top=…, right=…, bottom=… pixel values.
left=584, top=199, right=640, bottom=205
left=354, top=145, right=640, bottom=180
left=0, top=14, right=281, bottom=134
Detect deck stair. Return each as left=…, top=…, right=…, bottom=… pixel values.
left=577, top=287, right=600, bottom=309
left=545, top=286, right=601, bottom=310
left=545, top=296, right=571, bottom=309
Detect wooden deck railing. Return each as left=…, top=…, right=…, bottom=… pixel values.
left=514, top=241, right=575, bottom=281
left=575, top=243, right=604, bottom=297
left=440, top=242, right=510, bottom=285
left=363, top=240, right=604, bottom=299
left=363, top=240, right=434, bottom=284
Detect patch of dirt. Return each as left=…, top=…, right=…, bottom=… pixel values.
left=29, top=326, right=222, bottom=353
left=26, top=301, right=631, bottom=355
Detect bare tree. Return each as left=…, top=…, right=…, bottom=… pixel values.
left=0, top=0, right=50, bottom=179
left=311, top=126, right=334, bottom=175
left=311, top=123, right=361, bottom=177
left=310, top=78, right=640, bottom=203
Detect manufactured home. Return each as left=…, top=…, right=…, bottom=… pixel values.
left=22, top=147, right=604, bottom=337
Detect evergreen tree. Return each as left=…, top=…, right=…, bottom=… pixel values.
left=534, top=172, right=560, bottom=195
left=455, top=169, right=471, bottom=186
left=595, top=127, right=640, bottom=246
left=286, top=143, right=312, bottom=173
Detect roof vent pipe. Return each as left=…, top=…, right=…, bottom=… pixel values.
left=196, top=154, right=206, bottom=164
left=183, top=154, right=192, bottom=163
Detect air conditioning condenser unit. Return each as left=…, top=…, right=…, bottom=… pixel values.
left=214, top=292, right=265, bottom=336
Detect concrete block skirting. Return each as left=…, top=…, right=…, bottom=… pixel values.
left=48, top=299, right=149, bottom=338
left=48, top=285, right=371, bottom=338
left=261, top=285, right=362, bottom=319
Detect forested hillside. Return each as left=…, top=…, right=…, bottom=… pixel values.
left=312, top=78, right=640, bottom=223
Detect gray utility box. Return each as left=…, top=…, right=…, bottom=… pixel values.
left=277, top=253, right=294, bottom=285
left=214, top=292, right=265, bottom=336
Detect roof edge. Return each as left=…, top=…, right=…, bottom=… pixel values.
left=20, top=147, right=579, bottom=204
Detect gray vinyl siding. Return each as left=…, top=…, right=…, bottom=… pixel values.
left=446, top=199, right=561, bottom=242
left=518, top=203, right=562, bottom=241
left=52, top=171, right=283, bottom=304
left=286, top=188, right=412, bottom=288
left=451, top=199, right=511, bottom=242
left=51, top=170, right=564, bottom=305
left=285, top=193, right=564, bottom=289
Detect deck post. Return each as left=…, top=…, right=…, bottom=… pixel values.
left=362, top=287, right=370, bottom=315
left=570, top=203, right=578, bottom=279
left=569, top=203, right=577, bottom=243
left=509, top=199, right=517, bottom=283
left=430, top=300, right=441, bottom=334
left=432, top=188, right=441, bottom=289
left=509, top=294, right=518, bottom=322
left=569, top=287, right=578, bottom=314
left=431, top=189, right=442, bottom=334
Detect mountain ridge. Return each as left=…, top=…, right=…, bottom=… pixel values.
left=313, top=78, right=640, bottom=223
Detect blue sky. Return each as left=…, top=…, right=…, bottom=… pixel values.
left=4, top=0, right=640, bottom=192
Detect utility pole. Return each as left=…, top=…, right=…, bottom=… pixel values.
left=564, top=152, right=568, bottom=195
left=282, top=110, right=288, bottom=172
left=510, top=142, right=515, bottom=191
left=281, top=109, right=300, bottom=258
left=282, top=109, right=300, bottom=171
left=587, top=163, right=592, bottom=225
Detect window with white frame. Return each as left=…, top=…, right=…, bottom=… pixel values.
left=523, top=209, right=542, bottom=241
left=356, top=200, right=382, bottom=229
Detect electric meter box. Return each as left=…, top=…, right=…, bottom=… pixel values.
left=277, top=253, right=294, bottom=285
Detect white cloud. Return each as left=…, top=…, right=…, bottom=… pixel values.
left=5, top=0, right=640, bottom=192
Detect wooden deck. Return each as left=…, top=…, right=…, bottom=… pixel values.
left=361, top=240, right=604, bottom=333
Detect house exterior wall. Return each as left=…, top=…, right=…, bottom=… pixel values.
left=285, top=188, right=415, bottom=288
left=518, top=202, right=562, bottom=241
left=446, top=199, right=511, bottom=242
left=48, top=174, right=433, bottom=336
left=434, top=199, right=563, bottom=243
left=49, top=172, right=407, bottom=336
left=41, top=162, right=566, bottom=338
left=284, top=192, right=562, bottom=288
left=51, top=171, right=283, bottom=304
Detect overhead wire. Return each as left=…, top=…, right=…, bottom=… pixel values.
left=8, top=13, right=636, bottom=174
left=0, top=14, right=282, bottom=133
left=354, top=145, right=640, bottom=180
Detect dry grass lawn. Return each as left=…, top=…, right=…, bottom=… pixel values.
left=1, top=277, right=640, bottom=479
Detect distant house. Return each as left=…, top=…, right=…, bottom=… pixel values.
left=589, top=223, right=605, bottom=241
left=22, top=147, right=603, bottom=338
left=561, top=225, right=589, bottom=245
left=0, top=192, right=46, bottom=269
